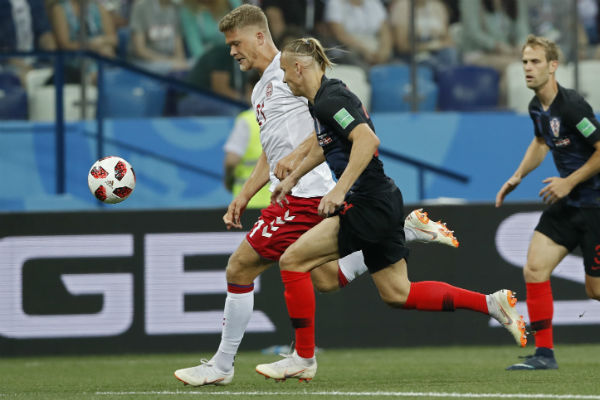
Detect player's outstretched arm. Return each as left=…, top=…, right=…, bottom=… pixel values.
left=273, top=132, right=315, bottom=180
left=319, top=124, right=379, bottom=217
left=223, top=152, right=270, bottom=229
left=496, top=136, right=549, bottom=207
left=271, top=135, right=325, bottom=205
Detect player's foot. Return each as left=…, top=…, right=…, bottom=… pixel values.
left=256, top=350, right=317, bottom=382
left=506, top=349, right=558, bottom=370
left=174, top=360, right=234, bottom=386
left=487, top=289, right=527, bottom=347
left=405, top=209, right=459, bottom=248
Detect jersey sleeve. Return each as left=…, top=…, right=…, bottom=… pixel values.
left=315, top=91, right=368, bottom=139
left=528, top=99, right=542, bottom=138
left=569, top=97, right=600, bottom=145
left=223, top=117, right=250, bottom=156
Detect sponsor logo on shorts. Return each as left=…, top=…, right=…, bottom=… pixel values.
left=576, top=117, right=597, bottom=138
left=333, top=108, right=355, bottom=129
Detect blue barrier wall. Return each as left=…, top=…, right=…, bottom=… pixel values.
left=0, top=112, right=583, bottom=211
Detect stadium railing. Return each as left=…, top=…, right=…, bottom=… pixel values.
left=0, top=50, right=248, bottom=196
left=0, top=50, right=469, bottom=203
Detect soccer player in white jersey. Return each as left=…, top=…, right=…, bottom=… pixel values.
left=173, top=4, right=458, bottom=387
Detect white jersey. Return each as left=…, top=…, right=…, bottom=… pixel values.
left=251, top=52, right=335, bottom=198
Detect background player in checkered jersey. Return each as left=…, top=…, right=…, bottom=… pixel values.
left=173, top=4, right=459, bottom=387
left=255, top=36, right=527, bottom=382
left=497, top=35, right=600, bottom=371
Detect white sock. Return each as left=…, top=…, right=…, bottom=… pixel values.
left=485, top=294, right=496, bottom=318
left=213, top=290, right=253, bottom=372
left=404, top=225, right=418, bottom=242
left=338, top=251, right=368, bottom=283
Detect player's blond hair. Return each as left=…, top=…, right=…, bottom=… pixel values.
left=281, top=37, right=334, bottom=73
left=522, top=34, right=561, bottom=62
left=218, top=4, right=270, bottom=34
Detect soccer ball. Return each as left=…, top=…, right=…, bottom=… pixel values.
left=88, top=156, right=136, bottom=204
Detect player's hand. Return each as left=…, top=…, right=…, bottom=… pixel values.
left=495, top=176, right=521, bottom=207
left=274, top=153, right=296, bottom=180
left=539, top=176, right=573, bottom=204
left=223, top=195, right=248, bottom=229
left=318, top=187, right=345, bottom=217
left=271, top=176, right=296, bottom=206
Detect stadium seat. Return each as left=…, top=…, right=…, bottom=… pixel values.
left=327, top=64, right=371, bottom=110
left=437, top=65, right=500, bottom=111
left=0, top=71, right=28, bottom=120
left=579, top=60, right=600, bottom=111
left=368, top=63, right=437, bottom=112
left=101, top=68, right=166, bottom=118
left=506, top=61, right=530, bottom=113
left=25, top=67, right=53, bottom=94
left=28, top=84, right=98, bottom=121
left=176, top=93, right=243, bottom=117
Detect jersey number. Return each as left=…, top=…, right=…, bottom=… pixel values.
left=248, top=210, right=296, bottom=238
left=256, top=102, right=266, bottom=126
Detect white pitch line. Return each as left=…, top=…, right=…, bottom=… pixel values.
left=94, top=391, right=600, bottom=399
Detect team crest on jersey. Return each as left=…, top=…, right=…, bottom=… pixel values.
left=550, top=117, right=561, bottom=137
left=266, top=82, right=273, bottom=98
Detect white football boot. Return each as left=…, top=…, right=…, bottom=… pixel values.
left=487, top=289, right=527, bottom=347
left=405, top=209, right=459, bottom=248
left=174, top=359, right=233, bottom=386
left=256, top=350, right=317, bottom=382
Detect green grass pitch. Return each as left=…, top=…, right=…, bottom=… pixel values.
left=2, top=344, right=599, bottom=399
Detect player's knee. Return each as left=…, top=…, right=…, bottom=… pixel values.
left=225, top=258, right=243, bottom=282
left=279, top=249, right=300, bottom=271
left=523, top=261, right=550, bottom=282
left=585, top=285, right=600, bottom=301
left=313, top=279, right=339, bottom=293
left=379, top=290, right=407, bottom=308
left=225, top=253, right=254, bottom=283
left=311, top=274, right=339, bottom=293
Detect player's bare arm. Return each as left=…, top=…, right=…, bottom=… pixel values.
left=271, top=135, right=325, bottom=205
left=319, top=124, right=380, bottom=217
left=273, top=132, right=316, bottom=180
left=223, top=151, right=270, bottom=229
left=496, top=136, right=549, bottom=207
left=223, top=152, right=242, bottom=191
left=540, top=141, right=600, bottom=204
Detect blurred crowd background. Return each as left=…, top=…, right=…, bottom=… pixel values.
left=1, top=0, right=600, bottom=120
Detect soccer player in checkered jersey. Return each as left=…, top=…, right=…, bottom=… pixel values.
left=253, top=36, right=527, bottom=381
left=174, top=5, right=459, bottom=386
left=497, top=35, right=600, bottom=370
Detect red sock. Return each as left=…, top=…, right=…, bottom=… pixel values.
left=280, top=270, right=315, bottom=358
left=403, top=281, right=488, bottom=314
left=526, top=281, right=554, bottom=349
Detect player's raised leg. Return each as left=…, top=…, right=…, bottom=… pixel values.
left=370, top=259, right=527, bottom=347
left=312, top=208, right=460, bottom=293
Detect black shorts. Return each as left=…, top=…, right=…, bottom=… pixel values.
left=535, top=199, right=600, bottom=277
left=337, top=186, right=409, bottom=273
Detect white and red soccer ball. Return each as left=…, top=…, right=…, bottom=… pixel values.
left=88, top=156, right=136, bottom=204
